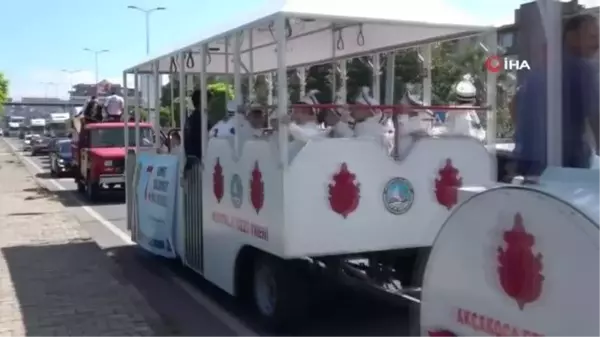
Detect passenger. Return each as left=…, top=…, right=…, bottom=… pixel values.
left=514, top=14, right=599, bottom=174
left=209, top=101, right=237, bottom=138
left=286, top=90, right=332, bottom=142
left=445, top=76, right=486, bottom=141
left=104, top=89, right=125, bottom=121
left=184, top=89, right=214, bottom=170
left=83, top=96, right=100, bottom=121
left=318, top=95, right=355, bottom=138
left=237, top=103, right=267, bottom=140
left=352, top=86, right=394, bottom=153
left=170, top=131, right=182, bottom=154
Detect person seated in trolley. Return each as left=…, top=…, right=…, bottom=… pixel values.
left=209, top=101, right=266, bottom=140
left=350, top=86, right=395, bottom=153
left=277, top=90, right=335, bottom=142
left=444, top=76, right=486, bottom=141
left=318, top=94, right=355, bottom=138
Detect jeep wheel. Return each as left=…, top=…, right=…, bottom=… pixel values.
left=252, top=254, right=308, bottom=332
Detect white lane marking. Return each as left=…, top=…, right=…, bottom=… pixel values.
left=3, top=139, right=134, bottom=244
left=2, top=138, right=257, bottom=336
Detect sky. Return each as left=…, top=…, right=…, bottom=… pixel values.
left=1, top=0, right=597, bottom=99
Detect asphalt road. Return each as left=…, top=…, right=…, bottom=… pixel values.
left=2, top=136, right=418, bottom=336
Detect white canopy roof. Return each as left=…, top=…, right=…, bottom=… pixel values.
left=125, top=0, right=492, bottom=75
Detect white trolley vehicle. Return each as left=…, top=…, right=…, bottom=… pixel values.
left=122, top=0, right=597, bottom=333
left=420, top=2, right=599, bottom=337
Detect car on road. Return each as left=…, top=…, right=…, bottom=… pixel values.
left=30, top=136, right=52, bottom=156
left=49, top=139, right=73, bottom=177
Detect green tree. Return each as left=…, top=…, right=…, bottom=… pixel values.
left=0, top=72, right=9, bottom=116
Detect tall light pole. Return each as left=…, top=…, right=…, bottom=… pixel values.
left=127, top=5, right=166, bottom=55
left=83, top=48, right=109, bottom=94
left=62, top=69, right=81, bottom=98
left=128, top=5, right=166, bottom=124
left=40, top=82, right=57, bottom=98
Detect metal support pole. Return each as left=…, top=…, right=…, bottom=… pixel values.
left=372, top=53, right=381, bottom=101
left=420, top=45, right=432, bottom=106
left=275, top=15, right=288, bottom=167
left=170, top=74, right=175, bottom=127
left=153, top=61, right=161, bottom=150
left=384, top=52, right=396, bottom=105
left=297, top=68, right=306, bottom=98
left=339, top=60, right=347, bottom=102
left=224, top=37, right=230, bottom=109
left=541, top=1, right=562, bottom=167
left=266, top=73, right=273, bottom=105
left=178, top=51, right=187, bottom=155
left=200, top=46, right=208, bottom=158
left=233, top=32, right=243, bottom=156
left=485, top=31, right=498, bottom=149
left=248, top=29, right=255, bottom=102
left=123, top=71, right=130, bottom=149
left=331, top=29, right=337, bottom=102
left=134, top=71, right=140, bottom=152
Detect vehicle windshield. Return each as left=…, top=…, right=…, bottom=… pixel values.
left=30, top=126, right=45, bottom=134
left=90, top=127, right=154, bottom=148
left=59, top=142, right=71, bottom=153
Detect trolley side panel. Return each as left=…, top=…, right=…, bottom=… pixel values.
left=202, top=138, right=285, bottom=294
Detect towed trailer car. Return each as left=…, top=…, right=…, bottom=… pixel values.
left=123, top=1, right=497, bottom=329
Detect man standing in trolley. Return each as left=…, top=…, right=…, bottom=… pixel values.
left=104, top=89, right=125, bottom=122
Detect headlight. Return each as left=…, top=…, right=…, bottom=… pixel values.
left=104, top=160, right=113, bottom=167
left=58, top=159, right=64, bottom=164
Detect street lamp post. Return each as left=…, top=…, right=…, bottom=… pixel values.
left=40, top=82, right=58, bottom=98
left=83, top=48, right=109, bottom=95
left=128, top=5, right=166, bottom=125
left=61, top=69, right=81, bottom=97
left=127, top=5, right=166, bottom=55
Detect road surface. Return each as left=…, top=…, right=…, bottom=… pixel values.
left=2, top=136, right=417, bottom=336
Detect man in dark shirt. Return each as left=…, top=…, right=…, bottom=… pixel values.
left=183, top=89, right=213, bottom=170
left=514, top=14, right=599, bottom=174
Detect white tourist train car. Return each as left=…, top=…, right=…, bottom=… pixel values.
left=122, top=0, right=598, bottom=334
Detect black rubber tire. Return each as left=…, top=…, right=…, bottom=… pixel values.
left=251, top=254, right=308, bottom=333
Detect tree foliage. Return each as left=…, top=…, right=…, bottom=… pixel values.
left=0, top=72, right=8, bottom=116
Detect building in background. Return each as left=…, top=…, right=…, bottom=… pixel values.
left=68, top=80, right=143, bottom=106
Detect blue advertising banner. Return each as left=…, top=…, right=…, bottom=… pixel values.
left=135, top=153, right=179, bottom=258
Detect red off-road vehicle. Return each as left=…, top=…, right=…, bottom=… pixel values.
left=70, top=118, right=155, bottom=202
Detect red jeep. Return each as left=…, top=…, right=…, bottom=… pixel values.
left=71, top=120, right=155, bottom=201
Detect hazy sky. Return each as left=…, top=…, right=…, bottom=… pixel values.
left=1, top=0, right=597, bottom=99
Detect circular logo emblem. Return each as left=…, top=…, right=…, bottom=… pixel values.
left=485, top=55, right=502, bottom=73
left=230, top=174, right=243, bottom=208
left=382, top=177, right=414, bottom=215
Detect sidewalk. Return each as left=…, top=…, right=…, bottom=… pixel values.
left=0, top=141, right=165, bottom=336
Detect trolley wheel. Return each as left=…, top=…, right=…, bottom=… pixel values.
left=252, top=254, right=308, bottom=332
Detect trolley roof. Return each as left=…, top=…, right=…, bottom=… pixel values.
left=124, top=0, right=492, bottom=75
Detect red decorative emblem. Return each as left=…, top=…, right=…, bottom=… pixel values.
left=428, top=330, right=457, bottom=336
left=250, top=161, right=264, bottom=214
left=434, top=158, right=462, bottom=210
left=213, top=158, right=224, bottom=203
left=328, top=163, right=360, bottom=218
left=497, top=213, right=544, bottom=310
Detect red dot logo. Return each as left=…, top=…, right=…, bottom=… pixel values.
left=485, top=56, right=502, bottom=73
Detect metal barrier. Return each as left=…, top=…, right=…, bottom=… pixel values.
left=126, top=150, right=137, bottom=239
left=183, top=156, right=203, bottom=273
